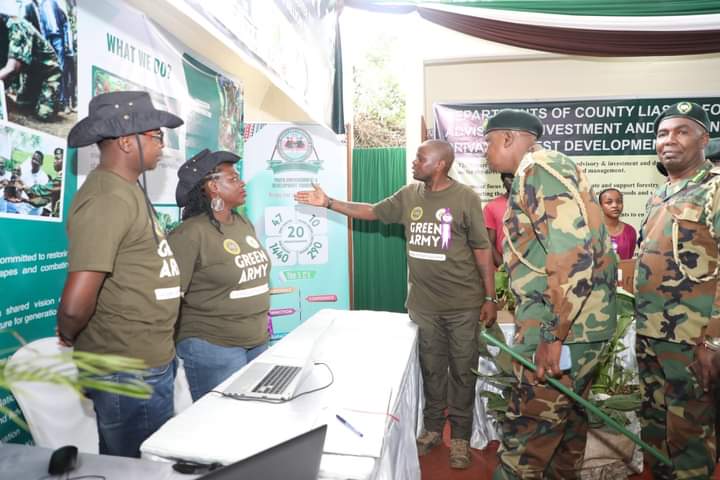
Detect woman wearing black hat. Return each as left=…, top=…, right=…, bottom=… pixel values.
left=170, top=149, right=271, bottom=401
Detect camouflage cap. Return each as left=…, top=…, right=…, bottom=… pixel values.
left=653, top=101, right=710, bottom=133
left=485, top=109, right=543, bottom=139
left=706, top=138, right=720, bottom=161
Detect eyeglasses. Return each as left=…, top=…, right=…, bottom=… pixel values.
left=142, top=130, right=165, bottom=145
left=205, top=173, right=242, bottom=184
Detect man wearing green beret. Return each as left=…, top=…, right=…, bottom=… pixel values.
left=483, top=109, right=617, bottom=479
left=634, top=101, right=719, bottom=479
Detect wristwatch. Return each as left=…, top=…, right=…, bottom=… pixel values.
left=326, top=197, right=334, bottom=210
left=484, top=296, right=498, bottom=304
left=704, top=336, right=720, bottom=352
left=540, top=328, right=560, bottom=343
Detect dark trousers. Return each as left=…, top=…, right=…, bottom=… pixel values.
left=409, top=308, right=479, bottom=440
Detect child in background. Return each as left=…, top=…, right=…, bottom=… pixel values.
left=598, top=188, right=637, bottom=260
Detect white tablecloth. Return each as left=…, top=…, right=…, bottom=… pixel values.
left=471, top=322, right=638, bottom=450
left=141, top=309, right=422, bottom=480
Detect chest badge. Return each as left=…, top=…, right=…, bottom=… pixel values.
left=410, top=206, right=423, bottom=221
left=223, top=239, right=241, bottom=255
left=245, top=235, right=260, bottom=249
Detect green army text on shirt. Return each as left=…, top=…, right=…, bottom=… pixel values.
left=503, top=150, right=617, bottom=353
left=169, top=214, right=270, bottom=348
left=373, top=180, right=490, bottom=314
left=67, top=169, right=181, bottom=367
left=635, top=161, right=720, bottom=344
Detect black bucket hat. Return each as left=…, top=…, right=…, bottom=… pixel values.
left=68, top=91, right=183, bottom=147
left=176, top=149, right=241, bottom=207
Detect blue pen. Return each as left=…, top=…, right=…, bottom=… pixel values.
left=336, top=414, right=363, bottom=438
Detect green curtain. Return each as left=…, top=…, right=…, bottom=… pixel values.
left=353, top=0, right=720, bottom=16
left=441, top=0, right=720, bottom=16
left=352, top=147, right=407, bottom=313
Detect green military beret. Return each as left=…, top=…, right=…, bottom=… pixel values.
left=706, top=138, right=720, bottom=161
left=485, top=109, right=543, bottom=139
left=653, top=101, right=710, bottom=133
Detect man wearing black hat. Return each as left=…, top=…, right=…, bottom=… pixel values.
left=57, top=91, right=184, bottom=457
left=295, top=139, right=497, bottom=469
left=483, top=109, right=617, bottom=479
left=634, top=101, right=719, bottom=479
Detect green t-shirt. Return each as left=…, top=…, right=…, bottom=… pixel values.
left=373, top=180, right=490, bottom=314
left=67, top=169, right=181, bottom=367
left=169, top=214, right=270, bottom=348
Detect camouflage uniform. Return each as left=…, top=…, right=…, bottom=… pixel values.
left=635, top=160, right=719, bottom=480
left=494, top=149, right=617, bottom=480
left=5, top=17, right=61, bottom=120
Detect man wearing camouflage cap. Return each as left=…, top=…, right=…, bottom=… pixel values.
left=483, top=109, right=617, bottom=479
left=57, top=91, right=184, bottom=457
left=635, top=101, right=719, bottom=479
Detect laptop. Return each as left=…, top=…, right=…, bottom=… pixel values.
left=201, top=425, right=327, bottom=480
left=222, top=353, right=315, bottom=401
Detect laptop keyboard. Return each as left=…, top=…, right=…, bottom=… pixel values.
left=252, top=365, right=301, bottom=395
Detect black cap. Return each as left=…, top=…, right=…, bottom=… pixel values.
left=176, top=149, right=241, bottom=207
left=485, top=109, right=543, bottom=139
left=654, top=101, right=710, bottom=133
left=68, top=91, right=183, bottom=147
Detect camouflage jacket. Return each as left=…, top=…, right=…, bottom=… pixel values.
left=635, top=161, right=720, bottom=344
left=7, top=17, right=59, bottom=70
left=503, top=149, right=617, bottom=353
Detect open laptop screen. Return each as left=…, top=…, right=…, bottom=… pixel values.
left=200, top=425, right=327, bottom=480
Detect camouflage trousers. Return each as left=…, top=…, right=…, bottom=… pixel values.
left=637, top=335, right=716, bottom=480
left=409, top=308, right=479, bottom=440
left=493, top=341, right=607, bottom=480
left=15, top=66, right=61, bottom=120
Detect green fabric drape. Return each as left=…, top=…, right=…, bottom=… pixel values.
left=352, top=0, right=720, bottom=16
left=352, top=147, right=407, bottom=313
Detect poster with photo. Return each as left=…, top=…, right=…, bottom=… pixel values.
left=0, top=0, right=78, bottom=139
left=0, top=121, right=66, bottom=221
left=0, top=81, right=6, bottom=120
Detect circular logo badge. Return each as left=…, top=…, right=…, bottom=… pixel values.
left=223, top=239, right=241, bottom=255
left=435, top=208, right=453, bottom=222
left=677, top=102, right=692, bottom=114
left=277, top=127, right=314, bottom=162
left=410, top=207, right=423, bottom=221
left=245, top=235, right=260, bottom=249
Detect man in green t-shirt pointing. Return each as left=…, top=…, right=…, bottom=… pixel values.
left=57, top=91, right=183, bottom=457
left=295, top=140, right=496, bottom=469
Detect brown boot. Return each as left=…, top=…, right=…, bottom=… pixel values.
left=449, top=439, right=471, bottom=469
left=416, top=430, right=442, bottom=456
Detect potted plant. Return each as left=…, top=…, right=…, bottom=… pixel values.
left=1, top=333, right=152, bottom=431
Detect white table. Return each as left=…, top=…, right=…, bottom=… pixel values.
left=0, top=443, right=195, bottom=480
left=472, top=322, right=638, bottom=449
left=141, top=309, right=422, bottom=480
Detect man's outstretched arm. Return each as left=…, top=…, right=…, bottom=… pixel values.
left=295, top=183, right=378, bottom=221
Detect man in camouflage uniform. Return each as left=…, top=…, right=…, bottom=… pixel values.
left=483, top=110, right=617, bottom=479
left=0, top=14, right=61, bottom=120
left=635, top=101, right=719, bottom=480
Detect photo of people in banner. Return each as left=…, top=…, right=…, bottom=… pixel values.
left=0, top=0, right=77, bottom=138
left=218, top=75, right=244, bottom=156
left=0, top=122, right=65, bottom=220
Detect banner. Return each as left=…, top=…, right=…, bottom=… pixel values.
left=0, top=0, right=245, bottom=444
left=178, top=0, right=338, bottom=128
left=0, top=0, right=78, bottom=444
left=243, top=123, right=349, bottom=340
left=434, top=97, right=720, bottom=230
